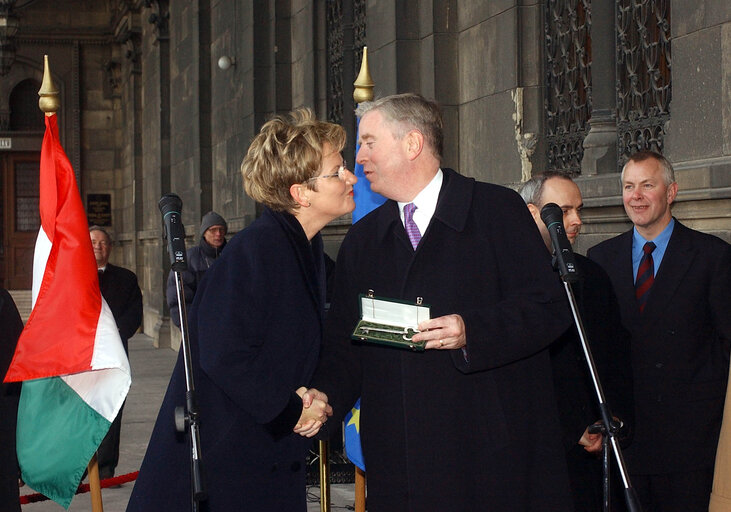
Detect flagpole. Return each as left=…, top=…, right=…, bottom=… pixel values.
left=352, top=46, right=374, bottom=512
left=38, top=54, right=105, bottom=512
left=87, top=454, right=104, bottom=512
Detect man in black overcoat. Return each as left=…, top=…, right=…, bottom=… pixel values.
left=0, top=288, right=23, bottom=512
left=304, top=94, right=574, bottom=511
left=520, top=173, right=634, bottom=511
left=588, top=151, right=731, bottom=511
left=90, top=226, right=143, bottom=480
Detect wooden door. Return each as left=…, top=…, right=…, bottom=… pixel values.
left=2, top=153, right=40, bottom=289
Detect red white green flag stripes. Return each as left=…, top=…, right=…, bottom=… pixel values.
left=3, top=114, right=131, bottom=509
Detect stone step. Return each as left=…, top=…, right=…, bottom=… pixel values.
left=8, top=289, right=32, bottom=324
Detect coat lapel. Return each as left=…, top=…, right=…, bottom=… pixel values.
left=431, top=168, right=473, bottom=235
left=268, top=209, right=325, bottom=321
left=607, top=231, right=641, bottom=328
left=375, top=199, right=413, bottom=253
left=641, top=221, right=695, bottom=324
left=374, top=168, right=475, bottom=256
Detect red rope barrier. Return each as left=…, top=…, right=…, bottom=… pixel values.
left=19, top=471, right=139, bottom=505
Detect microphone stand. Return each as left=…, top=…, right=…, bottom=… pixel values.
left=172, top=270, right=206, bottom=511
left=540, top=202, right=641, bottom=512
left=561, top=279, right=640, bottom=512
left=159, top=194, right=206, bottom=511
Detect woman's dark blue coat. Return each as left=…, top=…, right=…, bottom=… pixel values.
left=127, top=208, right=325, bottom=511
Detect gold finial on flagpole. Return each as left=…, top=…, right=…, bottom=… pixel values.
left=38, top=55, right=60, bottom=115
left=353, top=46, right=374, bottom=104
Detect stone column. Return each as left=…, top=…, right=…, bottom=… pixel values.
left=581, top=0, right=617, bottom=175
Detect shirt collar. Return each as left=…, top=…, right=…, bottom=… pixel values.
left=397, top=168, right=443, bottom=233
left=633, top=217, right=675, bottom=248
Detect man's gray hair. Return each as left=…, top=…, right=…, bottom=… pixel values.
left=620, top=150, right=675, bottom=186
left=89, top=225, right=113, bottom=244
left=356, top=93, right=443, bottom=160
left=518, top=172, right=572, bottom=206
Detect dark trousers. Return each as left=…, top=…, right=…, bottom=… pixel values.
left=632, top=469, right=713, bottom=512
left=566, top=445, right=602, bottom=512
left=97, top=402, right=125, bottom=480
left=0, top=393, right=21, bottom=512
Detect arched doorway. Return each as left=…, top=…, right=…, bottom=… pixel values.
left=0, top=78, right=43, bottom=289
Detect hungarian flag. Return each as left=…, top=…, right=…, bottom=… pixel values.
left=3, top=113, right=131, bottom=508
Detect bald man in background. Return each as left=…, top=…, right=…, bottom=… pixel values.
left=520, top=172, right=633, bottom=512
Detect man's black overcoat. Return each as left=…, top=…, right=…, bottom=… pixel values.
left=127, top=209, right=325, bottom=511
left=98, top=263, right=143, bottom=353
left=588, top=220, right=731, bottom=475
left=312, top=168, right=574, bottom=511
left=549, top=254, right=634, bottom=511
left=97, top=262, right=143, bottom=477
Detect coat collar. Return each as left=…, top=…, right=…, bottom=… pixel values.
left=640, top=219, right=695, bottom=322
left=610, top=218, right=695, bottom=327
left=265, top=208, right=326, bottom=319
left=374, top=168, right=474, bottom=244
left=199, top=236, right=226, bottom=258
left=599, top=230, right=640, bottom=325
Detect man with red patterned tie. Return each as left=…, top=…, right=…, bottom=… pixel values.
left=588, top=151, right=731, bottom=512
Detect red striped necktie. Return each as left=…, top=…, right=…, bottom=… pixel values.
left=635, top=241, right=656, bottom=312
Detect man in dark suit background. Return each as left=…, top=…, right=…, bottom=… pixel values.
left=588, top=151, right=731, bottom=511
left=89, top=226, right=143, bottom=480
left=303, top=93, right=574, bottom=511
left=520, top=172, right=633, bottom=511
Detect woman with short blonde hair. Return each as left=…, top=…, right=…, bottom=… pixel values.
left=129, top=109, right=357, bottom=512
left=242, top=108, right=347, bottom=212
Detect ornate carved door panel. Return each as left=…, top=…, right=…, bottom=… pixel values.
left=616, top=0, right=671, bottom=163
left=2, top=153, right=40, bottom=289
left=544, top=0, right=593, bottom=175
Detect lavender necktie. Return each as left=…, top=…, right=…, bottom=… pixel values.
left=404, top=203, right=421, bottom=250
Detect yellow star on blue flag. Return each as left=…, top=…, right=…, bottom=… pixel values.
left=344, top=398, right=364, bottom=470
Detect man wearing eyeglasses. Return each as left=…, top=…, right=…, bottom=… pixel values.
left=89, top=226, right=143, bottom=481
left=166, top=211, right=228, bottom=328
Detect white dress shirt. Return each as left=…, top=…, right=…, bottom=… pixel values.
left=397, top=169, right=443, bottom=235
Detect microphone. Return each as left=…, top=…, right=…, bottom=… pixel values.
left=540, top=203, right=580, bottom=283
left=158, top=193, right=188, bottom=271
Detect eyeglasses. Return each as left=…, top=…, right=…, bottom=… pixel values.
left=307, top=160, right=348, bottom=182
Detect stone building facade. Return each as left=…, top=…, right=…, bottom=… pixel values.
left=0, top=0, right=728, bottom=348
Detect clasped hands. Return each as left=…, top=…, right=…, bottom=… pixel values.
left=294, top=386, right=332, bottom=438
left=291, top=315, right=466, bottom=437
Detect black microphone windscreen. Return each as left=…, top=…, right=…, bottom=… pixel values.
left=158, top=193, right=182, bottom=216
left=540, top=202, right=563, bottom=227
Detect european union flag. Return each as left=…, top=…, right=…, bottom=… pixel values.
left=344, top=398, right=365, bottom=471
left=352, top=118, right=386, bottom=223
left=343, top=117, right=386, bottom=472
